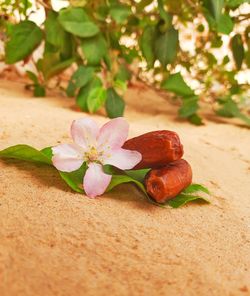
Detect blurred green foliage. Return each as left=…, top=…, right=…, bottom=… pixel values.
left=1, top=0, right=250, bottom=125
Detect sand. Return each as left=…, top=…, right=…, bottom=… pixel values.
left=0, top=80, right=249, bottom=296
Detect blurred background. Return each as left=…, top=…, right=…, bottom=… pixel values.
left=0, top=0, right=249, bottom=125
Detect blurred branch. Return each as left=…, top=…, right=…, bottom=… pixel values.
left=36, top=0, right=51, bottom=9
left=235, top=13, right=250, bottom=22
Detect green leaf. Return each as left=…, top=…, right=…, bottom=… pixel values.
left=5, top=20, right=43, bottom=64
left=81, top=34, right=108, bottom=65
left=203, top=0, right=224, bottom=21
left=59, top=163, right=87, bottom=193
left=45, top=11, right=65, bottom=48
left=106, top=174, right=147, bottom=195
left=0, top=145, right=51, bottom=165
left=26, top=70, right=38, bottom=84
left=43, top=57, right=75, bottom=80
left=157, top=0, right=172, bottom=26
left=217, top=97, right=250, bottom=125
left=115, top=64, right=131, bottom=82
left=66, top=80, right=77, bottom=97
left=231, top=34, right=244, bottom=70
left=110, top=4, right=132, bottom=24
left=168, top=194, right=210, bottom=208
left=105, top=87, right=125, bottom=118
left=76, top=77, right=105, bottom=112
left=161, top=72, right=194, bottom=96
left=87, top=87, right=107, bottom=113
left=45, top=11, right=74, bottom=60
left=113, top=79, right=127, bottom=93
left=58, top=7, right=99, bottom=38
left=41, top=147, right=86, bottom=193
left=188, top=114, right=203, bottom=126
left=226, top=0, right=248, bottom=8
left=182, top=184, right=210, bottom=195
left=125, top=169, right=150, bottom=183
left=40, top=147, right=53, bottom=161
left=34, top=84, right=46, bottom=97
left=217, top=14, right=234, bottom=34
left=179, top=96, right=199, bottom=118
left=154, top=26, right=179, bottom=67
left=71, top=66, right=95, bottom=88
left=140, top=26, right=156, bottom=68
left=76, top=86, right=89, bottom=111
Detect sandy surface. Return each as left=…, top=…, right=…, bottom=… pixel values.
left=0, top=80, right=249, bottom=296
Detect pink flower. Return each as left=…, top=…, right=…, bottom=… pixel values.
left=52, top=117, right=142, bottom=198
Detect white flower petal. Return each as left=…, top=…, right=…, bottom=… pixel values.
left=104, top=148, right=142, bottom=170
left=83, top=163, right=112, bottom=198
left=97, top=117, right=128, bottom=150
left=52, top=144, right=83, bottom=172
left=71, top=117, right=99, bottom=149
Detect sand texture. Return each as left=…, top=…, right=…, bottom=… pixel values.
left=0, top=80, right=249, bottom=296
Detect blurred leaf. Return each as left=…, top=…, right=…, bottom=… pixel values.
left=81, top=33, right=108, bottom=65
left=71, top=66, right=95, bottom=88
left=140, top=26, right=156, bottom=68
left=34, top=84, right=46, bottom=97
left=203, top=0, right=224, bottom=21
left=226, top=0, right=248, bottom=8
left=230, top=84, right=241, bottom=95
left=115, top=64, right=131, bottom=82
left=114, top=79, right=127, bottom=93
left=222, top=55, right=230, bottom=65
left=217, top=14, right=234, bottom=34
left=105, top=87, right=125, bottom=118
left=154, top=26, right=179, bottom=67
left=95, top=5, right=109, bottom=21
left=41, top=56, right=75, bottom=80
left=87, top=87, right=107, bottom=113
left=197, top=24, right=205, bottom=32
left=207, top=52, right=217, bottom=66
left=5, top=20, right=43, bottom=64
left=110, top=4, right=132, bottom=24
left=26, top=70, right=38, bottom=84
left=211, top=36, right=223, bottom=48
left=161, top=72, right=194, bottom=96
left=231, top=34, right=244, bottom=70
left=246, top=50, right=250, bottom=68
left=188, top=114, right=203, bottom=126
left=179, top=96, right=199, bottom=118
left=157, top=0, right=172, bottom=26
left=45, top=11, right=64, bottom=48
left=76, top=87, right=89, bottom=112
left=217, top=97, right=250, bottom=125
left=76, top=77, right=105, bottom=112
left=45, top=11, right=74, bottom=60
left=58, top=7, right=99, bottom=37
left=66, top=80, right=77, bottom=97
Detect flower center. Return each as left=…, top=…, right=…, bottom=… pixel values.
left=85, top=147, right=101, bottom=162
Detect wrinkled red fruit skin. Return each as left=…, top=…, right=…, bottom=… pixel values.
left=123, top=130, right=184, bottom=169
left=145, top=159, right=192, bottom=203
